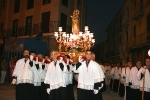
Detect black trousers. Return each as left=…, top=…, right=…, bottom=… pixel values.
left=48, top=87, right=68, bottom=100
left=66, top=84, right=75, bottom=100
left=113, top=79, right=119, bottom=92
left=77, top=88, right=103, bottom=100
left=34, top=86, right=41, bottom=100
left=139, top=91, right=150, bottom=100
left=41, top=82, right=49, bottom=100
left=131, top=89, right=141, bottom=100
left=126, top=86, right=132, bottom=100
left=119, top=83, right=124, bottom=97
left=16, top=83, right=34, bottom=100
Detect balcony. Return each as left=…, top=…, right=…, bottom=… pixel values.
left=146, top=0, right=150, bottom=7
left=0, top=21, right=72, bottom=39
left=126, top=32, right=150, bottom=50
left=133, top=2, right=144, bottom=20
left=123, top=19, right=129, bottom=26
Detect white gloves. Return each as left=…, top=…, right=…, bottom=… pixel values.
left=36, top=57, right=38, bottom=64
left=59, top=57, right=63, bottom=63
left=99, top=83, right=104, bottom=90
left=78, top=56, right=82, bottom=62
left=67, top=59, right=69, bottom=65
left=11, top=79, right=16, bottom=85
left=142, top=68, right=146, bottom=74
left=47, top=88, right=51, bottom=94
left=30, top=55, right=33, bottom=61
left=93, top=89, right=99, bottom=94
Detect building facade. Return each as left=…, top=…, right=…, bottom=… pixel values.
left=99, top=0, right=150, bottom=65
left=0, top=0, right=87, bottom=60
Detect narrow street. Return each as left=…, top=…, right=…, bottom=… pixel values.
left=0, top=84, right=123, bottom=100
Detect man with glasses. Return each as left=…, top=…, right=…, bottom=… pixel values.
left=137, top=57, right=150, bottom=100
left=44, top=50, right=68, bottom=100
left=74, top=50, right=104, bottom=100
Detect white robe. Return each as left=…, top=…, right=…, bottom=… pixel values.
left=13, top=58, right=34, bottom=84
left=121, top=67, right=131, bottom=86
left=74, top=60, right=104, bottom=90
left=129, top=66, right=143, bottom=89
left=33, top=60, right=41, bottom=86
left=104, top=65, right=111, bottom=85
left=137, top=66, right=150, bottom=92
left=110, top=67, right=121, bottom=80
left=119, top=68, right=124, bottom=84
left=66, top=64, right=73, bottom=85
left=39, top=63, right=47, bottom=82
left=44, top=60, right=67, bottom=90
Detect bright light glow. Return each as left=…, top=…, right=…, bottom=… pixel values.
left=148, top=50, right=150, bottom=56
left=84, top=26, right=89, bottom=31
left=62, top=32, right=66, bottom=37
left=58, top=27, right=62, bottom=32
left=54, top=32, right=58, bottom=37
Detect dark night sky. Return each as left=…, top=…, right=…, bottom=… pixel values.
left=86, top=0, right=124, bottom=45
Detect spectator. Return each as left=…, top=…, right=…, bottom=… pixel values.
left=9, top=57, right=16, bottom=82
left=0, top=58, right=7, bottom=84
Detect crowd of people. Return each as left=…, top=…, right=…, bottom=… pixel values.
left=104, top=59, right=150, bottom=100
left=10, top=49, right=104, bottom=100
left=0, top=56, right=16, bottom=84
left=1, top=49, right=150, bottom=100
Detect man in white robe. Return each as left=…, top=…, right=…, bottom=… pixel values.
left=118, top=66, right=125, bottom=97
left=35, top=54, right=49, bottom=100
left=44, top=50, right=67, bottom=100
left=137, top=57, right=150, bottom=100
left=74, top=50, right=104, bottom=100
left=110, top=63, right=121, bottom=92
left=121, top=61, right=132, bottom=100
left=11, top=49, right=34, bottom=100
left=65, top=55, right=75, bottom=100
left=104, top=63, right=111, bottom=86
left=129, top=61, right=143, bottom=100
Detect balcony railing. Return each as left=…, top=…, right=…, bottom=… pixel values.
left=133, top=2, right=144, bottom=20
left=127, top=32, right=150, bottom=50
left=146, top=0, right=150, bottom=7
left=0, top=21, right=65, bottom=38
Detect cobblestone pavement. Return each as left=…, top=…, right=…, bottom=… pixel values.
left=0, top=84, right=123, bottom=100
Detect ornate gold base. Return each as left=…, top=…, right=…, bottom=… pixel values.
left=61, top=49, right=85, bottom=64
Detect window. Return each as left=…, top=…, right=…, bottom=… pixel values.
left=147, top=14, right=150, bottom=32
left=134, top=0, right=136, bottom=6
left=12, top=19, right=18, bottom=37
left=41, top=11, right=50, bottom=33
left=14, top=0, right=20, bottom=13
left=120, top=17, right=122, bottom=31
left=78, top=0, right=80, bottom=5
left=42, top=0, right=51, bottom=5
left=0, top=23, right=3, bottom=31
left=2, top=0, right=5, bottom=9
left=126, top=31, right=128, bottom=41
left=62, top=0, right=68, bottom=7
left=60, top=13, right=67, bottom=31
left=113, top=25, right=115, bottom=37
left=25, top=16, right=33, bottom=35
left=133, top=26, right=136, bottom=37
left=27, top=0, right=34, bottom=10
left=120, top=37, right=121, bottom=44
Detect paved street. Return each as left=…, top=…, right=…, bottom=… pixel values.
left=0, top=84, right=123, bottom=100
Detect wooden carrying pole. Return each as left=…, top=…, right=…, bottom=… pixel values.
left=142, top=72, right=145, bottom=100
left=124, top=67, right=126, bottom=100
left=111, top=68, right=115, bottom=93
left=118, top=67, right=122, bottom=95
